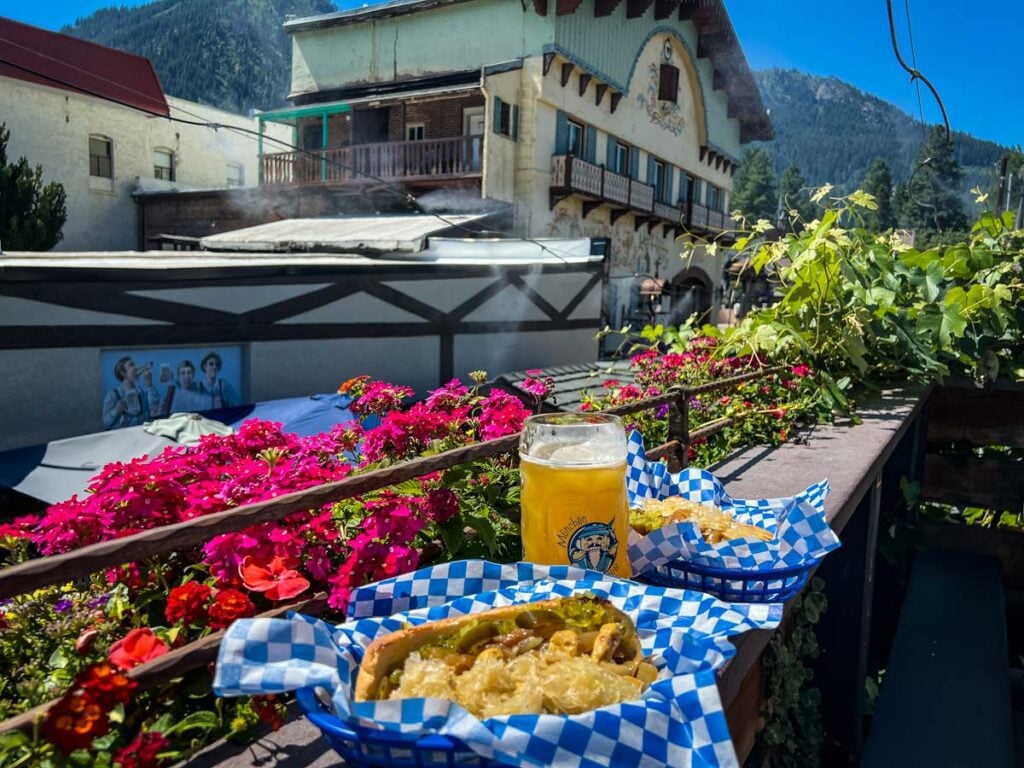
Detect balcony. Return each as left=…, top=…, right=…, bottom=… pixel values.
left=260, top=136, right=483, bottom=187
left=550, top=155, right=721, bottom=235
left=688, top=202, right=728, bottom=232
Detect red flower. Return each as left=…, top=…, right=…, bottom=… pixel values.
left=769, top=407, right=786, bottom=420
left=165, top=582, right=212, bottom=626
left=42, top=689, right=109, bottom=754
left=720, top=396, right=731, bottom=405
left=114, top=731, right=170, bottom=768
left=251, top=695, right=285, bottom=731
left=240, top=555, right=310, bottom=602
left=108, top=628, right=169, bottom=671
left=77, top=662, right=137, bottom=708
left=790, top=364, right=811, bottom=378
left=208, top=588, right=256, bottom=630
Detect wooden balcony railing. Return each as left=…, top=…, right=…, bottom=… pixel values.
left=653, top=201, right=684, bottom=226
left=261, top=136, right=484, bottom=186
left=689, top=202, right=727, bottom=232
left=551, top=154, right=656, bottom=218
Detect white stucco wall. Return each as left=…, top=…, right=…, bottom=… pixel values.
left=0, top=77, right=290, bottom=251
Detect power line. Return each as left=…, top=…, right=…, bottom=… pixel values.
left=0, top=40, right=580, bottom=262
left=902, top=0, right=927, bottom=142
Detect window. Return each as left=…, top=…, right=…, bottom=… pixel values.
left=89, top=136, right=112, bottom=178
left=658, top=64, right=680, bottom=103
left=406, top=123, right=425, bottom=141
left=681, top=174, right=694, bottom=203
left=494, top=98, right=518, bottom=139
left=301, top=124, right=322, bottom=150
left=652, top=160, right=666, bottom=202
left=613, top=141, right=630, bottom=175
left=567, top=121, right=585, bottom=157
left=708, top=184, right=722, bottom=212
left=226, top=162, right=245, bottom=188
left=153, top=148, right=174, bottom=181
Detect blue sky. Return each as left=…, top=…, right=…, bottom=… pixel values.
left=5, top=0, right=1020, bottom=147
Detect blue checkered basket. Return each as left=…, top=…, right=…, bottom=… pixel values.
left=296, top=687, right=504, bottom=767
left=216, top=560, right=782, bottom=768
left=626, top=432, right=840, bottom=603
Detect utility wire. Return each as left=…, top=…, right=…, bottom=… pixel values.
left=0, top=39, right=580, bottom=262
left=885, top=0, right=952, bottom=231
left=903, top=0, right=928, bottom=142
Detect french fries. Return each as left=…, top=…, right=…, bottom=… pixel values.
left=630, top=496, right=773, bottom=544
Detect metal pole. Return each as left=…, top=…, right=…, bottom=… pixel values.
left=257, top=118, right=264, bottom=185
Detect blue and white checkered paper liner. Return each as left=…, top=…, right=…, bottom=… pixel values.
left=215, top=559, right=782, bottom=768
left=626, top=431, right=840, bottom=575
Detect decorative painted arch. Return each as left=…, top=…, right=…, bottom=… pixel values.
left=624, top=26, right=709, bottom=147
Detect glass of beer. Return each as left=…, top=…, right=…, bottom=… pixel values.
left=519, top=413, right=631, bottom=577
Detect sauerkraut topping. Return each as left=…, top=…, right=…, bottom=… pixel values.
left=377, top=605, right=658, bottom=717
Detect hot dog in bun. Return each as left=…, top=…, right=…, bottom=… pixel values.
left=355, top=595, right=657, bottom=718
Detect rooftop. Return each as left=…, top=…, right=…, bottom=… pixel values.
left=0, top=16, right=169, bottom=116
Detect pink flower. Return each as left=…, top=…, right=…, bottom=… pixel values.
left=791, top=364, right=812, bottom=378
left=477, top=390, right=531, bottom=440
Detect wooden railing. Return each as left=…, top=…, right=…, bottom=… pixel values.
left=689, top=202, right=727, bottom=232
left=0, top=366, right=780, bottom=735
left=653, top=201, right=684, bottom=226
left=550, top=154, right=656, bottom=218
left=629, top=179, right=654, bottom=212
left=261, top=136, right=484, bottom=186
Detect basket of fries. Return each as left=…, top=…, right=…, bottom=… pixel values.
left=625, top=432, right=840, bottom=603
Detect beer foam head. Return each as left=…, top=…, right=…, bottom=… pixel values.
left=519, top=413, right=626, bottom=467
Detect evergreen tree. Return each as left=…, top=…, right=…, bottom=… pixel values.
left=0, top=123, right=67, bottom=251
left=861, top=158, right=896, bottom=231
left=776, top=163, right=813, bottom=230
left=731, top=147, right=778, bottom=223
left=898, top=126, right=968, bottom=234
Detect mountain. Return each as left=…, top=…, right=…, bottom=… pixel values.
left=753, top=68, right=1007, bottom=199
left=62, top=0, right=337, bottom=114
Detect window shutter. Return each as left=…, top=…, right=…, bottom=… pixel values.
left=694, top=178, right=703, bottom=204
left=665, top=165, right=675, bottom=204
left=658, top=64, right=679, bottom=103
left=606, top=136, right=617, bottom=170
left=511, top=105, right=519, bottom=141
left=630, top=147, right=640, bottom=180
left=647, top=155, right=656, bottom=186
left=493, top=97, right=503, bottom=134
left=585, top=126, right=597, bottom=163
left=555, top=110, right=569, bottom=154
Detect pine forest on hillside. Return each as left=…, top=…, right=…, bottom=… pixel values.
left=62, top=0, right=337, bottom=114
left=754, top=69, right=1008, bottom=197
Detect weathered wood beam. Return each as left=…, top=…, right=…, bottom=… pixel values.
left=609, top=208, right=629, bottom=225
left=653, top=0, right=677, bottom=19
left=699, top=145, right=708, bottom=162
left=543, top=52, right=556, bottom=76
left=582, top=200, right=603, bottom=218
left=647, top=219, right=661, bottom=234
left=626, top=0, right=655, bottom=18
left=556, top=0, right=584, bottom=15
left=634, top=215, right=651, bottom=231
left=533, top=0, right=547, bottom=15
left=595, top=83, right=608, bottom=106
left=594, top=0, right=623, bottom=16
left=712, top=68, right=727, bottom=91
left=610, top=92, right=623, bottom=112
left=578, top=73, right=592, bottom=96
left=923, top=453, right=1024, bottom=511
left=561, top=62, right=574, bottom=87
left=707, top=149, right=718, bottom=166
left=697, top=30, right=730, bottom=59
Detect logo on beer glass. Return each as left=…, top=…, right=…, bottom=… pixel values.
left=566, top=520, right=620, bottom=573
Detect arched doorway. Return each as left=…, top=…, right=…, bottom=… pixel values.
left=664, top=267, right=713, bottom=326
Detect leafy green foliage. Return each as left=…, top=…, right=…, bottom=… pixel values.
left=719, top=192, right=1024, bottom=412
left=63, top=0, right=337, bottom=113
left=861, top=158, right=896, bottom=231
left=731, top=147, right=778, bottom=222
left=0, top=123, right=67, bottom=251
left=751, top=577, right=827, bottom=768
left=897, top=126, right=969, bottom=238
left=777, top=163, right=813, bottom=232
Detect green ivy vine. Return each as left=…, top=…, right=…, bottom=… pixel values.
left=750, top=576, right=828, bottom=768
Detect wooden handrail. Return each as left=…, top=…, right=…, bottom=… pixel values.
left=0, top=366, right=781, bottom=734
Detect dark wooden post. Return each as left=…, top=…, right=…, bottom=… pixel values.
left=668, top=386, right=690, bottom=470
